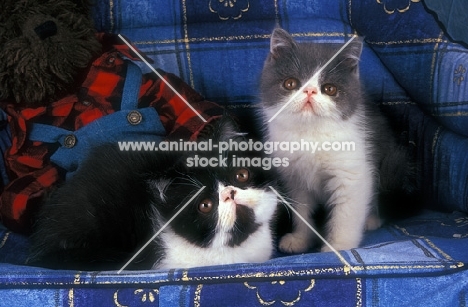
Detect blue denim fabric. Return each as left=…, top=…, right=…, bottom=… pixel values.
left=28, top=61, right=165, bottom=177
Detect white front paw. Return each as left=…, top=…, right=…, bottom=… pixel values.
left=279, top=233, right=312, bottom=254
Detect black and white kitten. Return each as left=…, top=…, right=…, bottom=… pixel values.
left=260, top=28, right=418, bottom=253
left=28, top=117, right=280, bottom=270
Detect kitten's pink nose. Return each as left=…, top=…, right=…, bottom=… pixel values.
left=304, top=87, right=318, bottom=96
left=220, top=187, right=236, bottom=202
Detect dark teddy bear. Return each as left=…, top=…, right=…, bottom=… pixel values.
left=0, top=0, right=101, bottom=107
left=0, top=0, right=224, bottom=233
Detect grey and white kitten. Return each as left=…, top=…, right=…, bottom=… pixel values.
left=259, top=28, right=417, bottom=253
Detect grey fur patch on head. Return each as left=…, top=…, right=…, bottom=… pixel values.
left=260, top=28, right=365, bottom=119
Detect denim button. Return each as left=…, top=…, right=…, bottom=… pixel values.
left=127, top=110, right=142, bottom=125
left=63, top=134, right=77, bottom=148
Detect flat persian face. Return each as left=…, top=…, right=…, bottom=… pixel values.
left=147, top=150, right=278, bottom=249
left=260, top=28, right=364, bottom=122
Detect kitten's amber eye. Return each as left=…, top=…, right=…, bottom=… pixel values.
left=322, top=84, right=337, bottom=96
left=234, top=168, right=250, bottom=183
left=198, top=199, right=213, bottom=213
left=283, top=78, right=299, bottom=90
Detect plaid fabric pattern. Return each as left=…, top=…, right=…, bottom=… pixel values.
left=0, top=33, right=224, bottom=233
left=92, top=0, right=355, bottom=105
left=349, top=0, right=468, bottom=212
left=92, top=0, right=468, bottom=212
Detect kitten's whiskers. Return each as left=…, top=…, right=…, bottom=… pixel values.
left=176, top=172, right=204, bottom=189
left=275, top=192, right=303, bottom=218
left=326, top=57, right=354, bottom=75
left=117, top=186, right=206, bottom=274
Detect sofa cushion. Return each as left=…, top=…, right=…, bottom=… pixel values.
left=91, top=0, right=467, bottom=212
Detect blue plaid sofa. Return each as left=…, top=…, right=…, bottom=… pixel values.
left=1, top=0, right=468, bottom=306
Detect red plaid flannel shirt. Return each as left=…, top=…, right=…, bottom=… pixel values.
left=0, top=33, right=224, bottom=233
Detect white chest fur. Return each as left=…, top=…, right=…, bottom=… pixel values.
left=265, top=110, right=377, bottom=252
left=155, top=223, right=273, bottom=270
left=266, top=113, right=372, bottom=192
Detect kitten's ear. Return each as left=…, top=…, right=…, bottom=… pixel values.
left=341, top=37, right=364, bottom=71
left=147, top=178, right=172, bottom=204
left=198, top=115, right=245, bottom=143
left=270, top=28, right=297, bottom=58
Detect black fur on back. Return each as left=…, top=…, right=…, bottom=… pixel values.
left=28, top=116, right=281, bottom=270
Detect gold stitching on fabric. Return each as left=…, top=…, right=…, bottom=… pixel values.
left=182, top=270, right=190, bottom=281
left=73, top=274, right=81, bottom=285
left=303, top=280, right=315, bottom=292
left=3, top=259, right=462, bottom=287
left=109, top=0, right=114, bottom=33
left=194, top=284, right=203, bottom=307
left=451, top=218, right=468, bottom=239
left=113, top=290, right=128, bottom=307
left=431, top=126, right=441, bottom=155
left=392, top=224, right=461, bottom=264
left=366, top=38, right=446, bottom=45
left=134, top=289, right=159, bottom=303
left=430, top=32, right=444, bottom=103
left=106, top=263, right=461, bottom=287
left=244, top=279, right=315, bottom=306
left=281, top=292, right=301, bottom=306
left=292, top=33, right=349, bottom=38
left=68, top=288, right=74, bottom=307
left=113, top=289, right=159, bottom=306
left=181, top=0, right=195, bottom=88
left=134, top=32, right=348, bottom=46
left=376, top=0, right=421, bottom=14
left=381, top=101, right=417, bottom=105
left=255, top=290, right=275, bottom=306
left=432, top=112, right=468, bottom=117
left=443, top=217, right=468, bottom=228
left=180, top=268, right=346, bottom=282
left=354, top=264, right=460, bottom=270
left=356, top=278, right=362, bottom=307
left=209, top=0, right=250, bottom=20
left=274, top=0, right=280, bottom=24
